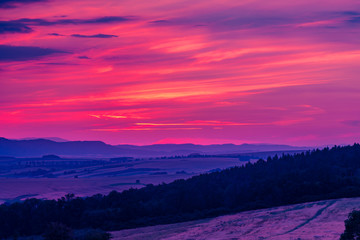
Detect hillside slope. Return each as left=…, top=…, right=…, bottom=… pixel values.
left=112, top=197, right=358, bottom=240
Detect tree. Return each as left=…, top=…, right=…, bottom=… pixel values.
left=74, top=229, right=111, bottom=240
left=341, top=210, right=360, bottom=240
left=43, top=222, right=73, bottom=240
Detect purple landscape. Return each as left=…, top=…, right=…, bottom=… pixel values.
left=2, top=0, right=360, bottom=239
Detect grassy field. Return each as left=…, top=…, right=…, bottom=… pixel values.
left=111, top=197, right=358, bottom=240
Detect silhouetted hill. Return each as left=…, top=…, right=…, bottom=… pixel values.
left=18, top=137, right=69, bottom=142
left=0, top=137, right=309, bottom=158
left=125, top=143, right=309, bottom=155
left=0, top=138, right=120, bottom=157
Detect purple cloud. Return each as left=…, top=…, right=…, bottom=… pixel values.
left=0, top=45, right=69, bottom=61
left=0, top=21, right=32, bottom=34
left=0, top=0, right=46, bottom=8
left=71, top=33, right=118, bottom=38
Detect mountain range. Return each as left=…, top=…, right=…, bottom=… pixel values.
left=0, top=137, right=310, bottom=158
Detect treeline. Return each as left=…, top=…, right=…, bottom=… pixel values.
left=2, top=144, right=360, bottom=238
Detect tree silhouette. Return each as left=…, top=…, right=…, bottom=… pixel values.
left=43, top=222, right=73, bottom=240
left=341, top=210, right=360, bottom=240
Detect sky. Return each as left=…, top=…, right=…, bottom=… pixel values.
left=1, top=0, right=360, bottom=146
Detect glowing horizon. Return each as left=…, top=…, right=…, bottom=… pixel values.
left=1, top=0, right=360, bottom=146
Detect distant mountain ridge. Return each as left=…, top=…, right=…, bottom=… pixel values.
left=0, top=137, right=310, bottom=158
left=17, top=137, right=69, bottom=142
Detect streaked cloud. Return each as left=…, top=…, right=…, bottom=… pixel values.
left=0, top=21, right=32, bottom=34
left=78, top=55, right=90, bottom=59
left=341, top=120, right=360, bottom=126
left=12, top=16, right=132, bottom=26
left=0, top=16, right=132, bottom=35
left=0, top=0, right=46, bottom=8
left=48, top=33, right=63, bottom=36
left=0, top=45, right=68, bottom=61
left=71, top=33, right=118, bottom=38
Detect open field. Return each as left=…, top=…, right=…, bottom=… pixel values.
left=112, top=197, right=360, bottom=240
left=0, top=156, right=251, bottom=204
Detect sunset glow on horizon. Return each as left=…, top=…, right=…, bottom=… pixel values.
left=1, top=0, right=360, bottom=146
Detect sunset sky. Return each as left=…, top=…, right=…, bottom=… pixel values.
left=1, top=0, right=360, bottom=146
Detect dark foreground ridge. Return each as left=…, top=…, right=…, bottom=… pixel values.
left=1, top=144, right=360, bottom=238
